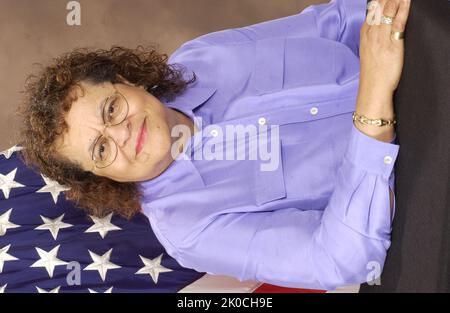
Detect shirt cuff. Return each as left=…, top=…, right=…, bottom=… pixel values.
left=344, top=123, right=400, bottom=179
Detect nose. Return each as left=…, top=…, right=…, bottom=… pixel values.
left=104, top=119, right=131, bottom=148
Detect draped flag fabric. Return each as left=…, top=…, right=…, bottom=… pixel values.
left=0, top=145, right=358, bottom=293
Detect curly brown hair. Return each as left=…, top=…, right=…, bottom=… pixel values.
left=15, top=45, right=197, bottom=220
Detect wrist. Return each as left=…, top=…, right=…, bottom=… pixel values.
left=353, top=120, right=395, bottom=143
left=356, top=88, right=395, bottom=120
left=358, top=77, right=396, bottom=97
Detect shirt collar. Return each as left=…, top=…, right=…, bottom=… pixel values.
left=162, top=85, right=217, bottom=131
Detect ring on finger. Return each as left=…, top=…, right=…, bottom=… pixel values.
left=381, top=15, right=395, bottom=25
left=391, top=31, right=405, bottom=40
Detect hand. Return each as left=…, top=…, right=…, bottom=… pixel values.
left=359, top=0, right=412, bottom=94
left=353, top=0, right=411, bottom=143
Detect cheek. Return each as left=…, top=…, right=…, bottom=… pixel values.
left=145, top=117, right=173, bottom=159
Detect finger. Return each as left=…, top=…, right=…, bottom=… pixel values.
left=378, top=0, right=389, bottom=9
left=392, top=0, right=411, bottom=33
left=365, top=0, right=388, bottom=38
left=383, top=0, right=400, bottom=19
left=365, top=1, right=379, bottom=26
left=380, top=0, right=401, bottom=38
left=390, top=0, right=411, bottom=43
left=364, top=0, right=386, bottom=35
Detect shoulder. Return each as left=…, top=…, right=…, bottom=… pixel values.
left=168, top=38, right=256, bottom=99
left=142, top=194, right=220, bottom=257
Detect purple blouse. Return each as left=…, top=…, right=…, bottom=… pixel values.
left=139, top=0, right=400, bottom=290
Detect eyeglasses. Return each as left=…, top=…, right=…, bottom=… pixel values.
left=91, top=86, right=129, bottom=169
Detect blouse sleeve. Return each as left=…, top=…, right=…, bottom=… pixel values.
left=149, top=122, right=400, bottom=291
left=185, top=0, right=367, bottom=57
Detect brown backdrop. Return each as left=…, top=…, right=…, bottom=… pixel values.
left=0, top=0, right=325, bottom=151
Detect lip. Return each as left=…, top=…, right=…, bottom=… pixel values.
left=135, top=117, right=147, bottom=156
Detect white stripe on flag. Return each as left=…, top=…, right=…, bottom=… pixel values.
left=178, top=274, right=263, bottom=293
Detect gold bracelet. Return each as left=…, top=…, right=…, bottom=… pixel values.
left=352, top=111, right=397, bottom=127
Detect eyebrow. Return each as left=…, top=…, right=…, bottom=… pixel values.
left=87, top=95, right=109, bottom=159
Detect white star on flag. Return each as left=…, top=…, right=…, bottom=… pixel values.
left=88, top=287, right=113, bottom=293
left=0, top=284, right=7, bottom=293
left=84, top=248, right=121, bottom=281
left=35, top=174, right=70, bottom=204
left=35, top=214, right=73, bottom=240
left=84, top=213, right=121, bottom=239
left=0, top=168, right=25, bottom=199
left=0, top=145, right=23, bottom=159
left=30, top=245, right=68, bottom=278
left=0, top=208, right=20, bottom=236
left=0, top=244, right=18, bottom=273
left=36, top=286, right=60, bottom=293
left=135, top=253, right=173, bottom=284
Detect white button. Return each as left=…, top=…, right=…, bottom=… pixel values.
left=210, top=129, right=219, bottom=137
left=310, top=107, right=319, bottom=115
left=258, top=117, right=267, bottom=125
left=384, top=156, right=393, bottom=165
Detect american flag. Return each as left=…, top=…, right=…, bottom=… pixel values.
left=0, top=145, right=357, bottom=293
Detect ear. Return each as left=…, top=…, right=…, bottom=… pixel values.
left=115, top=74, right=145, bottom=90
left=115, top=74, right=134, bottom=86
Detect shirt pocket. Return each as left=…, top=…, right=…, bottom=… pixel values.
left=252, top=134, right=287, bottom=206
left=248, top=37, right=286, bottom=96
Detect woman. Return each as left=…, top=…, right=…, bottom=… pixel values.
left=16, top=0, right=411, bottom=290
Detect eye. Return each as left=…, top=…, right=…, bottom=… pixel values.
left=106, top=99, right=117, bottom=119
left=97, top=142, right=106, bottom=159
left=93, top=136, right=109, bottom=161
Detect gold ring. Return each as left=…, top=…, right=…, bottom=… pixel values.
left=391, top=31, right=405, bottom=40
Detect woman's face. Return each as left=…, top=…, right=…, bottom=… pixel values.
left=54, top=78, right=181, bottom=183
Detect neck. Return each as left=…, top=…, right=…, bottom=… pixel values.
left=166, top=107, right=197, bottom=157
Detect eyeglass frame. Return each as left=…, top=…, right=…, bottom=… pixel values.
left=90, top=85, right=130, bottom=169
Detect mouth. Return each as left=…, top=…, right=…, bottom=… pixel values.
left=135, top=117, right=147, bottom=157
